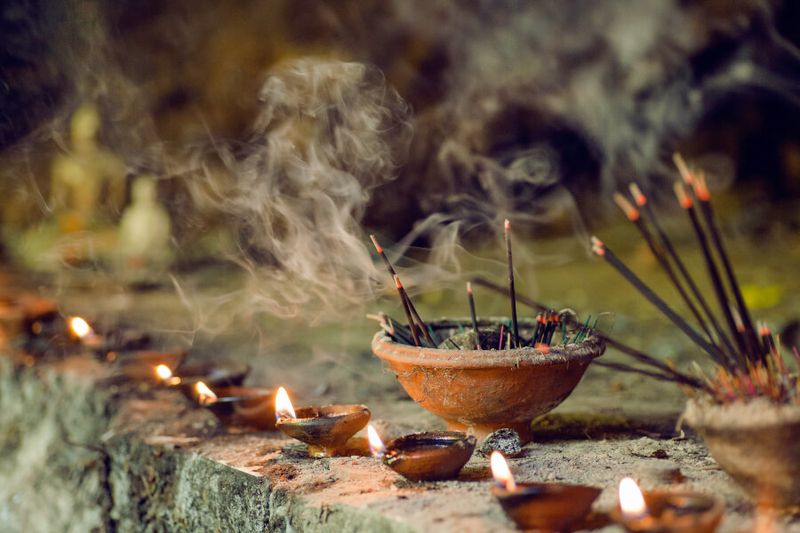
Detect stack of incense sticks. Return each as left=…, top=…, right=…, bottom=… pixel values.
left=589, top=153, right=795, bottom=396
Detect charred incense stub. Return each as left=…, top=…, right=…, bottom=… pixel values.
left=380, top=431, right=476, bottom=482
left=276, top=404, right=371, bottom=458
left=200, top=386, right=277, bottom=429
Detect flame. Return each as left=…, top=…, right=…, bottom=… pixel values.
left=195, top=381, right=218, bottom=406
left=155, top=364, right=172, bottom=380
left=490, top=451, right=517, bottom=491
left=155, top=364, right=181, bottom=385
left=69, top=316, right=94, bottom=339
left=619, top=477, right=647, bottom=517
left=366, top=424, right=385, bottom=457
left=275, top=386, right=296, bottom=419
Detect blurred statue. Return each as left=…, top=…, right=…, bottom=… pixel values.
left=117, top=175, right=173, bottom=281
left=50, top=104, right=125, bottom=232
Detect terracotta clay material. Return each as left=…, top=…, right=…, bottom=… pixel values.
left=109, top=350, right=187, bottom=381
left=492, top=482, right=601, bottom=532
left=382, top=431, right=476, bottom=482
left=371, top=318, right=605, bottom=442
left=276, top=404, right=371, bottom=457
left=611, top=490, right=723, bottom=533
left=684, top=397, right=800, bottom=509
left=202, top=386, right=276, bottom=430
left=171, top=360, right=251, bottom=400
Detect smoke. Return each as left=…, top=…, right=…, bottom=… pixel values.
left=197, top=59, right=413, bottom=321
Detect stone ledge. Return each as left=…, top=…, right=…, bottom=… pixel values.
left=2, top=353, right=792, bottom=532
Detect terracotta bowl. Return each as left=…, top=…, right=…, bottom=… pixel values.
left=684, top=397, right=800, bottom=509
left=611, top=490, right=723, bottom=533
left=383, top=431, right=476, bottom=481
left=276, top=404, right=371, bottom=457
left=202, top=386, right=276, bottom=430
left=492, top=482, right=601, bottom=531
left=371, top=318, right=604, bottom=442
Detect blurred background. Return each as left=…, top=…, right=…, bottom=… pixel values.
left=0, top=0, right=799, bottom=337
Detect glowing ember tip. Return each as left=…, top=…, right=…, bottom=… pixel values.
left=628, top=183, right=647, bottom=206
left=613, top=192, right=640, bottom=221
left=466, top=281, right=473, bottom=294
left=590, top=236, right=605, bottom=256
left=366, top=424, right=385, bottom=457
left=275, top=386, right=296, bottom=420
left=369, top=234, right=383, bottom=254
left=195, top=381, right=218, bottom=406
left=490, top=451, right=517, bottom=491
left=69, top=316, right=93, bottom=339
left=619, top=477, right=647, bottom=517
left=504, top=218, right=510, bottom=231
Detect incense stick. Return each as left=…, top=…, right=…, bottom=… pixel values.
left=632, top=182, right=738, bottom=359
left=504, top=219, right=520, bottom=347
left=674, top=183, right=747, bottom=366
left=466, top=282, right=481, bottom=349
left=613, top=192, right=717, bottom=347
left=591, top=237, right=727, bottom=364
left=394, top=275, right=420, bottom=346
left=370, top=235, right=435, bottom=345
left=692, top=173, right=762, bottom=361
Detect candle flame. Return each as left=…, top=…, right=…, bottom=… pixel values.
left=195, top=381, right=218, bottom=406
left=619, top=477, right=647, bottom=517
left=275, top=386, right=296, bottom=419
left=155, top=364, right=181, bottom=385
left=155, top=364, right=172, bottom=380
left=366, top=424, right=385, bottom=457
left=69, top=316, right=94, bottom=339
left=490, top=451, right=517, bottom=491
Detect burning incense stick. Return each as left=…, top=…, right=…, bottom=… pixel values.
left=613, top=191, right=718, bottom=349
left=370, top=235, right=435, bottom=345
left=691, top=173, right=761, bottom=361
left=591, top=237, right=726, bottom=364
left=466, top=282, right=481, bottom=349
left=674, top=183, right=748, bottom=365
left=632, top=182, right=737, bottom=359
left=504, top=219, right=520, bottom=347
left=394, top=275, right=420, bottom=346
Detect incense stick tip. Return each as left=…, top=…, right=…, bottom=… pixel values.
left=613, top=192, right=640, bottom=221
left=628, top=183, right=647, bottom=206
left=369, top=234, right=383, bottom=254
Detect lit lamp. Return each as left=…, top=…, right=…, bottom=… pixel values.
left=68, top=316, right=102, bottom=348
left=274, top=387, right=370, bottom=457
left=613, top=477, right=723, bottom=533
left=490, top=451, right=601, bottom=531
left=367, top=424, right=476, bottom=482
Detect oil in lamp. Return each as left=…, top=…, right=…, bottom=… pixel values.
left=613, top=477, right=723, bottom=533
left=490, top=451, right=601, bottom=532
left=367, top=424, right=476, bottom=482
left=274, top=387, right=370, bottom=457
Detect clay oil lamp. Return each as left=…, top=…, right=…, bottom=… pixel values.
left=107, top=350, right=187, bottom=382
left=367, top=424, right=476, bottom=482
left=191, top=381, right=277, bottom=430
left=612, top=477, right=723, bottom=533
left=159, top=359, right=251, bottom=400
left=67, top=316, right=103, bottom=349
left=274, top=387, right=370, bottom=457
left=490, top=451, right=601, bottom=532
left=0, top=293, right=59, bottom=340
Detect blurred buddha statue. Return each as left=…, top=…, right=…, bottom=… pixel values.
left=117, top=175, right=174, bottom=281
left=50, top=104, right=125, bottom=233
